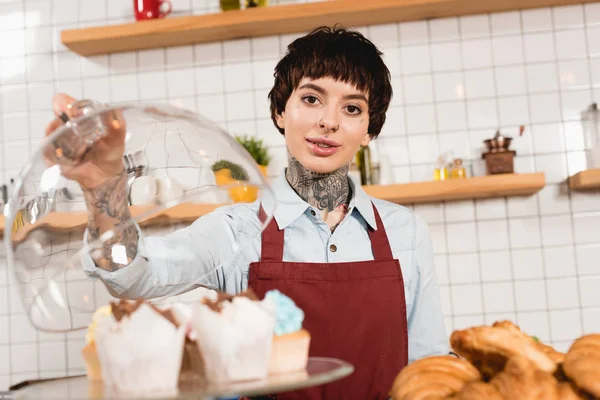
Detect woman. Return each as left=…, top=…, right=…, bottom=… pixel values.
left=46, top=26, right=448, bottom=399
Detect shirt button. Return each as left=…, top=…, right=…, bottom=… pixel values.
left=310, top=210, right=316, bottom=216
left=330, top=244, right=337, bottom=252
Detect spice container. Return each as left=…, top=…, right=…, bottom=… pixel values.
left=245, top=0, right=267, bottom=6
left=356, top=145, right=375, bottom=185
left=220, top=0, right=240, bottom=11
left=581, top=103, right=600, bottom=169
left=450, top=158, right=467, bottom=179
left=433, top=156, right=448, bottom=181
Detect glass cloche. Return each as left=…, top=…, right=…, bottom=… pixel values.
left=4, top=100, right=276, bottom=332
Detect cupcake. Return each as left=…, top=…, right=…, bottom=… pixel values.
left=163, top=302, right=206, bottom=386
left=94, top=300, right=187, bottom=394
left=265, top=290, right=311, bottom=375
left=191, top=290, right=275, bottom=383
left=81, top=305, right=113, bottom=381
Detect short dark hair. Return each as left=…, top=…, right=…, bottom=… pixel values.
left=268, top=25, right=393, bottom=139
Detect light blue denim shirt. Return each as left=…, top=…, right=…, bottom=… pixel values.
left=83, top=173, right=449, bottom=363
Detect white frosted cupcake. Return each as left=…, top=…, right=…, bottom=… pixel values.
left=94, top=300, right=187, bottom=394
left=191, top=290, right=275, bottom=383
left=81, top=305, right=113, bottom=381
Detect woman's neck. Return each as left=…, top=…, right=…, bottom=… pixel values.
left=285, top=154, right=350, bottom=212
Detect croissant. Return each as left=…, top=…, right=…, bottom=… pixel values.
left=563, top=334, right=600, bottom=398
left=450, top=325, right=556, bottom=379
left=490, top=356, right=559, bottom=400
left=389, top=356, right=481, bottom=400
left=492, top=320, right=565, bottom=364
left=557, top=382, right=589, bottom=400
left=449, top=381, right=504, bottom=400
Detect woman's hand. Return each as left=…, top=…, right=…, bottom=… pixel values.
left=44, top=93, right=127, bottom=190
left=44, top=93, right=138, bottom=271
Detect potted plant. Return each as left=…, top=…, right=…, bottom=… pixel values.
left=211, top=160, right=257, bottom=203
left=235, top=135, right=271, bottom=177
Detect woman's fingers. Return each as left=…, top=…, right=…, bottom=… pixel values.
left=52, top=93, right=78, bottom=119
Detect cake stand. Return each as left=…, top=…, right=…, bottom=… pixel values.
left=11, top=357, right=354, bottom=400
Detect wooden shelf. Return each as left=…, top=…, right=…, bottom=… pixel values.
left=0, top=203, right=222, bottom=242
left=568, top=169, right=600, bottom=191
left=61, top=0, right=599, bottom=56
left=363, top=172, right=546, bottom=204
left=0, top=173, right=544, bottom=239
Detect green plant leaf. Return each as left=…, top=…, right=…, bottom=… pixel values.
left=235, top=135, right=271, bottom=166
left=211, top=159, right=249, bottom=181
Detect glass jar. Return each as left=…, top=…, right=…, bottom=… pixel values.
left=582, top=103, right=600, bottom=169
left=451, top=158, right=467, bottom=179
left=220, top=0, right=240, bottom=11
left=433, top=156, right=448, bottom=181
left=356, top=146, right=374, bottom=185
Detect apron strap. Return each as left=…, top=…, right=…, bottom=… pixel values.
left=367, top=203, right=394, bottom=260
left=258, top=201, right=394, bottom=262
left=258, top=205, right=284, bottom=262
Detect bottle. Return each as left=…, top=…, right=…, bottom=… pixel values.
left=348, top=158, right=362, bottom=184
left=433, top=156, right=448, bottom=181
left=246, top=0, right=267, bottom=6
left=451, top=158, right=467, bottom=179
left=355, top=146, right=373, bottom=185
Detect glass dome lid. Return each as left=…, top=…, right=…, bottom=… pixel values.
left=4, top=100, right=276, bottom=332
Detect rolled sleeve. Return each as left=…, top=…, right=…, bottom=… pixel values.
left=80, top=208, right=240, bottom=299
left=407, top=214, right=450, bottom=363
left=81, top=222, right=155, bottom=297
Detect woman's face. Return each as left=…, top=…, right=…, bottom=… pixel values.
left=276, top=77, right=371, bottom=174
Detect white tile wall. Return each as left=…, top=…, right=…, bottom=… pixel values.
left=0, top=0, right=599, bottom=391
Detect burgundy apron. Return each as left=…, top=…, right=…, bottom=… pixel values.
left=248, top=203, right=409, bottom=400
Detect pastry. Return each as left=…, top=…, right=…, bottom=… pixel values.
left=557, top=382, right=588, bottom=400
left=81, top=305, right=113, bottom=381
left=191, top=289, right=275, bottom=383
left=389, top=355, right=480, bottom=400
left=563, top=334, right=600, bottom=398
left=94, top=300, right=187, bottom=394
left=450, top=325, right=556, bottom=379
left=490, top=356, right=559, bottom=400
left=265, top=290, right=311, bottom=375
left=450, top=381, right=504, bottom=400
left=492, top=321, right=565, bottom=364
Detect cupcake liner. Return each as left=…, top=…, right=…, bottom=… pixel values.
left=192, top=296, right=275, bottom=383
left=95, top=303, right=186, bottom=394
left=81, top=342, right=102, bottom=381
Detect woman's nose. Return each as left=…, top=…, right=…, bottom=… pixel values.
left=319, top=108, right=340, bottom=133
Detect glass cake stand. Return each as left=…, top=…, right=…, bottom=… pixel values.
left=11, top=358, right=354, bottom=400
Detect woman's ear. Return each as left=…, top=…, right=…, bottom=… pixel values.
left=361, top=133, right=372, bottom=147
left=275, top=111, right=285, bottom=129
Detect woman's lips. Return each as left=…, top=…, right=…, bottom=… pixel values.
left=305, top=137, right=341, bottom=156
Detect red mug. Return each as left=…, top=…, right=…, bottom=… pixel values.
left=134, top=0, right=172, bottom=21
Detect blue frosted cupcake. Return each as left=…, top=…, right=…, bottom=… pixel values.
left=265, top=290, right=311, bottom=375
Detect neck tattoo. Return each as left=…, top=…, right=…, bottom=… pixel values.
left=285, top=153, right=351, bottom=213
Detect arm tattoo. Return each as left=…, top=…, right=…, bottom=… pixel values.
left=83, top=169, right=139, bottom=271
left=285, top=152, right=350, bottom=213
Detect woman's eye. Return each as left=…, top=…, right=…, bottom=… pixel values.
left=303, top=96, right=319, bottom=104
left=346, top=105, right=361, bottom=114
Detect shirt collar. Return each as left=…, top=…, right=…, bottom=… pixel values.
left=261, top=172, right=378, bottom=231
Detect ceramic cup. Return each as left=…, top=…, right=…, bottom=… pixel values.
left=130, top=176, right=158, bottom=205
left=157, top=177, right=184, bottom=205
left=134, top=0, right=172, bottom=21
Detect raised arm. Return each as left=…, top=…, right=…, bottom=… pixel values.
left=45, top=94, right=138, bottom=272
left=46, top=94, right=239, bottom=299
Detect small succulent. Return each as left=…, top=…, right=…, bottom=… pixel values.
left=235, top=135, right=271, bottom=167
left=211, top=160, right=249, bottom=181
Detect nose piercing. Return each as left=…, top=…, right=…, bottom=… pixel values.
left=319, top=119, right=339, bottom=132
